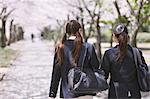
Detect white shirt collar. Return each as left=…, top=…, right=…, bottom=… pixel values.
left=68, top=36, right=76, bottom=40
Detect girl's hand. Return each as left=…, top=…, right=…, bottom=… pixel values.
left=96, top=92, right=102, bottom=97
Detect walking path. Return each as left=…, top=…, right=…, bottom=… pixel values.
left=0, top=39, right=149, bottom=99
left=0, top=39, right=54, bottom=99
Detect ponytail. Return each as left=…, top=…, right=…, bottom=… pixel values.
left=69, top=20, right=83, bottom=65
left=56, top=33, right=67, bottom=65
left=72, top=31, right=83, bottom=64
left=113, top=23, right=129, bottom=63
left=116, top=33, right=128, bottom=63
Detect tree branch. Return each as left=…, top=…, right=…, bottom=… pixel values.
left=113, top=0, right=121, bottom=17
left=92, top=1, right=98, bottom=16
left=140, top=13, right=150, bottom=25
left=0, top=7, right=6, bottom=15
left=126, top=0, right=135, bottom=16
left=63, top=0, right=81, bottom=9
left=5, top=8, right=15, bottom=18
left=137, top=0, right=144, bottom=22
left=81, top=0, right=93, bottom=18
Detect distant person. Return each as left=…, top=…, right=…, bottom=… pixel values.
left=31, top=33, right=34, bottom=42
left=41, top=33, right=44, bottom=40
left=101, top=23, right=149, bottom=99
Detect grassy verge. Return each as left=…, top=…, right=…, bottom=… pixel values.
left=0, top=48, right=18, bottom=68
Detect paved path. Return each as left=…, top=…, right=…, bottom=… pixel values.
left=0, top=39, right=54, bottom=99
left=0, top=40, right=149, bottom=99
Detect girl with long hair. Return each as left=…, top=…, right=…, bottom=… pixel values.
left=101, top=23, right=148, bottom=99
left=49, top=20, right=99, bottom=98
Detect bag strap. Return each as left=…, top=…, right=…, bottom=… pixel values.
left=135, top=48, right=143, bottom=64
left=132, top=47, right=142, bottom=69
left=81, top=43, right=88, bottom=71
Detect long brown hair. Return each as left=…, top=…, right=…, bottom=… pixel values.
left=113, top=24, right=129, bottom=63
left=56, top=20, right=83, bottom=65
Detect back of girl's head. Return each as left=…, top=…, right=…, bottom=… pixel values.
left=66, top=20, right=81, bottom=35
left=56, top=20, right=83, bottom=65
left=113, top=23, right=129, bottom=63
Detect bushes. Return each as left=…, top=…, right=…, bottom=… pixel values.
left=137, top=32, right=150, bottom=43
left=101, top=30, right=112, bottom=42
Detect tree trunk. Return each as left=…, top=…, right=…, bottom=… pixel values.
left=131, top=29, right=138, bottom=47
left=96, top=14, right=102, bottom=60
left=110, top=24, right=113, bottom=47
left=85, top=24, right=92, bottom=42
left=131, top=24, right=141, bottom=47
left=79, top=8, right=86, bottom=41
left=1, top=19, right=7, bottom=48
left=110, top=33, right=113, bottom=47
left=13, top=25, right=17, bottom=42
left=85, top=20, right=94, bottom=42
left=8, top=19, right=14, bottom=46
left=81, top=17, right=85, bottom=41
left=21, top=31, right=24, bottom=40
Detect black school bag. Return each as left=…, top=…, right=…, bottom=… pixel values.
left=66, top=43, right=109, bottom=94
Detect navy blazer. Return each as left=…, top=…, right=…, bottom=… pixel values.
left=49, top=40, right=99, bottom=98
left=101, top=44, right=148, bottom=98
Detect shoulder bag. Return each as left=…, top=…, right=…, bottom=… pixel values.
left=67, top=43, right=109, bottom=94
left=132, top=48, right=150, bottom=92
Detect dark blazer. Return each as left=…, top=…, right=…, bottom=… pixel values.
left=101, top=44, right=148, bottom=99
left=49, top=40, right=99, bottom=98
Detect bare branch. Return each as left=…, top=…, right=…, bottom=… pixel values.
left=140, top=13, right=150, bottom=25
left=46, top=14, right=66, bottom=22
left=92, top=1, right=98, bottom=16
left=126, top=0, right=135, bottom=16
left=137, top=0, right=144, bottom=22
left=63, top=0, right=80, bottom=9
left=0, top=7, right=7, bottom=15
left=5, top=8, right=16, bottom=19
left=81, top=0, right=93, bottom=18
left=113, top=0, right=121, bottom=17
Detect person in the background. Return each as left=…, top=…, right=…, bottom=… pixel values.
left=40, top=33, right=44, bottom=40
left=101, top=23, right=148, bottom=99
left=49, top=20, right=99, bottom=98
left=31, top=33, right=34, bottom=42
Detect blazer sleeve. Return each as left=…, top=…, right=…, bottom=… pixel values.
left=49, top=53, right=61, bottom=98
left=139, top=49, right=149, bottom=71
left=101, top=50, right=111, bottom=80
left=89, top=45, right=100, bottom=69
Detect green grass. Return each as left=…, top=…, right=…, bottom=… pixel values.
left=0, top=48, right=18, bottom=67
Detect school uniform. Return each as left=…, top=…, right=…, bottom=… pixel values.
left=101, top=44, right=148, bottom=99
left=49, top=40, right=99, bottom=98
